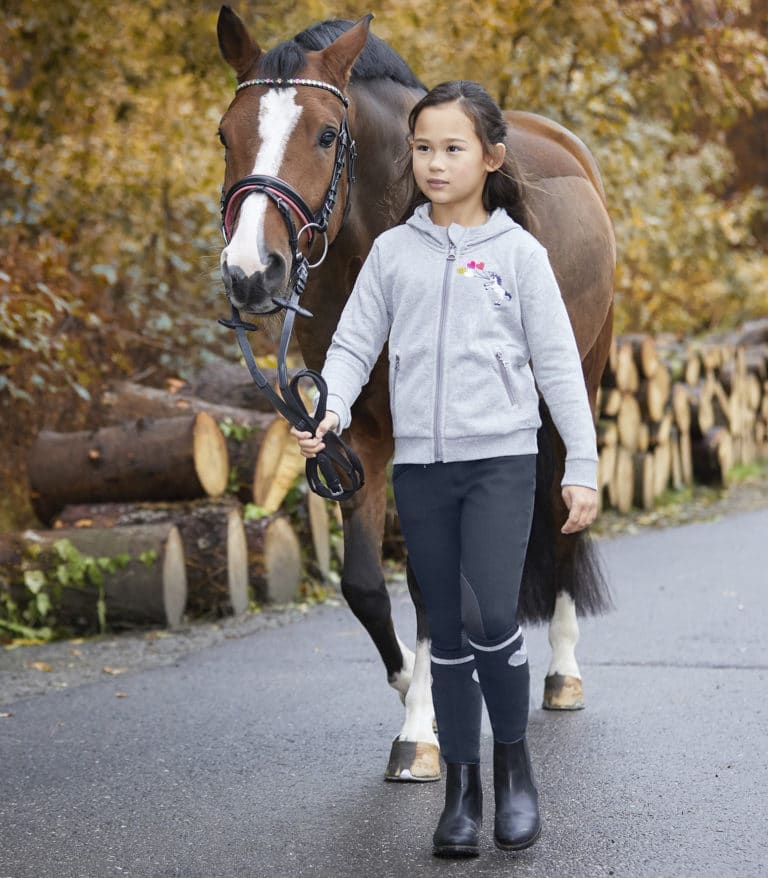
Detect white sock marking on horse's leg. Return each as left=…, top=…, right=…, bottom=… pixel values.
left=222, top=88, right=302, bottom=275
left=398, top=638, right=438, bottom=746
left=388, top=634, right=415, bottom=703
left=547, top=590, right=582, bottom=678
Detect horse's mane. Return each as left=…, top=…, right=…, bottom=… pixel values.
left=258, top=20, right=424, bottom=89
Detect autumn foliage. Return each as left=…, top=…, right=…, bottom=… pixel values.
left=1, top=0, right=767, bottom=528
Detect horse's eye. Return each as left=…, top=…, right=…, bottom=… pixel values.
left=217, top=129, right=228, bottom=148
left=318, top=128, right=337, bottom=149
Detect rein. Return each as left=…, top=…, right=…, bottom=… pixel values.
left=218, top=77, right=364, bottom=502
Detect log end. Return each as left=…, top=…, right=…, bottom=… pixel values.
left=193, top=412, right=229, bottom=497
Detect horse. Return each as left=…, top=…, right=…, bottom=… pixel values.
left=216, top=6, right=615, bottom=782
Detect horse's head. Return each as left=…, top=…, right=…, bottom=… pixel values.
left=217, top=7, right=371, bottom=314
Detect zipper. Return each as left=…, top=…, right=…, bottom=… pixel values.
left=391, top=353, right=400, bottom=414
left=433, top=243, right=456, bottom=460
left=495, top=351, right=518, bottom=406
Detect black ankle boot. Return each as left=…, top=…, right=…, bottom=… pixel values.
left=432, top=762, right=482, bottom=858
left=493, top=738, right=541, bottom=851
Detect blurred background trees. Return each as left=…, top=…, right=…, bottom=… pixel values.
left=1, top=0, right=766, bottom=528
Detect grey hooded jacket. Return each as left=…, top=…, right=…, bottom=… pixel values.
left=322, top=204, right=598, bottom=489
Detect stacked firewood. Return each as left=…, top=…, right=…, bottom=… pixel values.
left=6, top=362, right=339, bottom=631
left=597, top=319, right=768, bottom=513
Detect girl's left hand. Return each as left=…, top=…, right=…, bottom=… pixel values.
left=560, top=485, right=598, bottom=534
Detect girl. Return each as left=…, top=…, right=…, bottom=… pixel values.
left=292, top=80, right=598, bottom=858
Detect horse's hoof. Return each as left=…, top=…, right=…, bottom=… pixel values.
left=542, top=673, right=585, bottom=710
left=385, top=738, right=441, bottom=782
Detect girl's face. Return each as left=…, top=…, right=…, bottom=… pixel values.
left=411, top=101, right=504, bottom=222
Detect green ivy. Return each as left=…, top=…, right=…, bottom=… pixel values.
left=0, top=538, right=133, bottom=640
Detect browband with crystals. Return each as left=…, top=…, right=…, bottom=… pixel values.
left=235, top=77, right=349, bottom=107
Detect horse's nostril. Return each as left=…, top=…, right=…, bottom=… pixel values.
left=264, top=252, right=287, bottom=286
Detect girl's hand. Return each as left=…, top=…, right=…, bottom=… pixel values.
left=290, top=412, right=340, bottom=458
left=561, top=485, right=598, bottom=534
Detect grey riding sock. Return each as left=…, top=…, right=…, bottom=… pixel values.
left=470, top=626, right=530, bottom=744
left=430, top=647, right=483, bottom=764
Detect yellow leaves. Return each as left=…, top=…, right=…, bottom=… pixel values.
left=29, top=661, right=53, bottom=673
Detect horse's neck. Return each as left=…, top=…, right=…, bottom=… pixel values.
left=348, top=80, right=424, bottom=239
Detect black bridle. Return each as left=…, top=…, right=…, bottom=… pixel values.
left=218, top=77, right=364, bottom=501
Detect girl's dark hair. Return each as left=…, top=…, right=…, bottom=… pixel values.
left=393, top=80, right=533, bottom=230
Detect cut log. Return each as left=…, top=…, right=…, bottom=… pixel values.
left=637, top=364, right=671, bottom=422
left=180, top=358, right=302, bottom=414
left=652, top=442, right=672, bottom=498
left=669, top=429, right=685, bottom=491
left=671, top=382, right=692, bottom=433
left=601, top=387, right=622, bottom=417
left=0, top=523, right=186, bottom=630
left=613, top=341, right=640, bottom=393
left=608, top=447, right=634, bottom=514
left=99, top=380, right=273, bottom=429
left=252, top=418, right=307, bottom=513
left=28, top=414, right=229, bottom=524
left=622, top=333, right=660, bottom=378
left=53, top=500, right=249, bottom=617
left=679, top=429, right=694, bottom=486
left=692, top=427, right=733, bottom=486
left=632, top=452, right=655, bottom=511
left=684, top=352, right=701, bottom=386
left=648, top=411, right=673, bottom=448
left=596, top=419, right=618, bottom=449
left=616, top=394, right=643, bottom=453
left=224, top=423, right=272, bottom=502
left=244, top=515, right=302, bottom=604
left=307, top=491, right=331, bottom=580
left=688, top=378, right=715, bottom=437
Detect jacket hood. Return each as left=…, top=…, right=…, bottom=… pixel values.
left=405, top=203, right=520, bottom=250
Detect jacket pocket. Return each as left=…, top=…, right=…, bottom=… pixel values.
left=495, top=351, right=519, bottom=407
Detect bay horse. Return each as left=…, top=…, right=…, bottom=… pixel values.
left=216, top=7, right=614, bottom=781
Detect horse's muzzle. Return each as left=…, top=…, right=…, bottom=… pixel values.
left=221, top=254, right=287, bottom=314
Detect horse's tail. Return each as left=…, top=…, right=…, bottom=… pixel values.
left=518, top=401, right=612, bottom=624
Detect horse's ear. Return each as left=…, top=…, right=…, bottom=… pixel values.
left=319, top=14, right=373, bottom=85
left=217, top=5, right=262, bottom=80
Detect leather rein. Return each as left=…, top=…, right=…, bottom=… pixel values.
left=218, top=77, right=364, bottom=501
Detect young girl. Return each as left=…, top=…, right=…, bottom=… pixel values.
left=292, top=80, right=598, bottom=858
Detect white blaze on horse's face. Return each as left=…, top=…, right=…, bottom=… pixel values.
left=221, top=88, right=302, bottom=277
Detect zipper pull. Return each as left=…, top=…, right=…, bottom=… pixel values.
left=447, top=244, right=456, bottom=262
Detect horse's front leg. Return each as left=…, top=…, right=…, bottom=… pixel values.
left=341, top=406, right=439, bottom=781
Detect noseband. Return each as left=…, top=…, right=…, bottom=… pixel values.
left=218, top=77, right=364, bottom=502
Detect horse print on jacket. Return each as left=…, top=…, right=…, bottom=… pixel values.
left=457, top=259, right=512, bottom=307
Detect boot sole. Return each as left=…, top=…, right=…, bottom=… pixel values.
left=433, top=844, right=480, bottom=858
left=494, top=824, right=542, bottom=852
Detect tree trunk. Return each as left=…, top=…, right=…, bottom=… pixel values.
left=252, top=418, right=307, bottom=513
left=99, top=380, right=274, bottom=429
left=28, top=414, right=229, bottom=524
left=0, top=523, right=186, bottom=630
left=244, top=515, right=302, bottom=604
left=53, top=500, right=249, bottom=617
left=181, top=358, right=300, bottom=414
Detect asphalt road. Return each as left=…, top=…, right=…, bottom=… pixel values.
left=2, top=508, right=767, bottom=878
